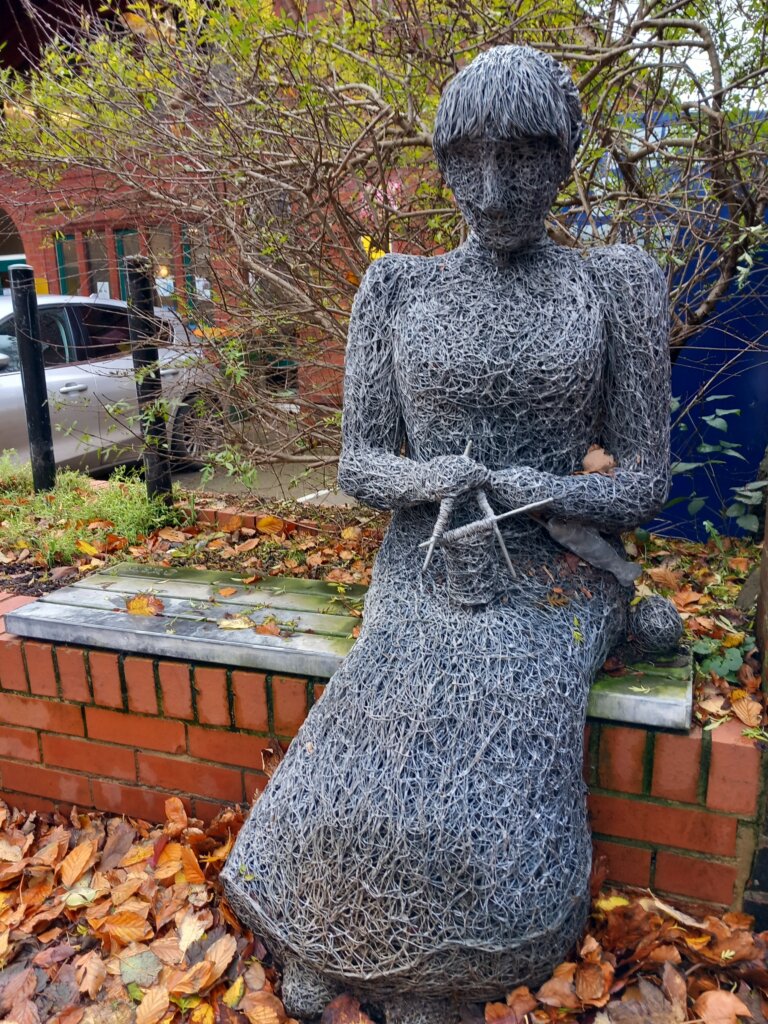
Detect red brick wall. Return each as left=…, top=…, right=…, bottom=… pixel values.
left=0, top=590, right=763, bottom=911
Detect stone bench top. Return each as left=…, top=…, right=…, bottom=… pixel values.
left=5, top=561, right=693, bottom=730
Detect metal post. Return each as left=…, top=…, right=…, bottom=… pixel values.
left=9, top=265, right=56, bottom=492
left=125, top=255, right=173, bottom=503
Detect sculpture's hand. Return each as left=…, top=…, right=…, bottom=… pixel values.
left=424, top=455, right=491, bottom=502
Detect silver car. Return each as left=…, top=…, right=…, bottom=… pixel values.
left=0, top=295, right=220, bottom=470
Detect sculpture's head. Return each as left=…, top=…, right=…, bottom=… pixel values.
left=433, top=46, right=583, bottom=251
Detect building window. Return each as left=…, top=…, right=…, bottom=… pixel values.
left=55, top=234, right=80, bottom=295
left=85, top=230, right=111, bottom=298
left=115, top=229, right=140, bottom=300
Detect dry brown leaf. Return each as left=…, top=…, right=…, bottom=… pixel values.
left=505, top=985, right=538, bottom=1019
left=255, top=620, right=281, bottom=636
left=485, top=1002, right=518, bottom=1022
left=242, top=989, right=288, bottom=1024
left=75, top=949, right=107, bottom=999
left=235, top=538, right=261, bottom=553
left=648, top=567, right=682, bottom=590
left=244, top=961, right=266, bottom=991
left=178, top=908, right=208, bottom=954
left=582, top=445, right=617, bottom=475
left=575, top=960, right=614, bottom=1007
left=60, top=838, right=97, bottom=888
left=671, top=587, right=703, bottom=611
left=218, top=586, right=238, bottom=596
left=693, top=989, right=753, bottom=1024
left=318, top=993, right=371, bottom=1023
left=157, top=527, right=188, bottom=542
left=218, top=615, right=254, bottom=631
left=135, top=984, right=170, bottom=1024
left=98, top=910, right=153, bottom=945
left=203, top=932, right=237, bottom=983
left=125, top=593, right=164, bottom=616
left=168, top=958, right=214, bottom=995
left=181, top=846, right=205, bottom=884
left=164, top=797, right=188, bottom=837
left=537, top=962, right=581, bottom=1009
left=732, top=698, right=762, bottom=729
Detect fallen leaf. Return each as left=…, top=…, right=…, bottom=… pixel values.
left=75, top=538, right=102, bottom=556
left=255, top=620, right=281, bottom=636
left=168, top=958, right=213, bottom=995
left=120, top=949, right=162, bottom=988
left=693, top=989, right=753, bottom=1024
left=60, top=838, right=97, bottom=887
left=732, top=698, right=762, bottom=728
left=256, top=515, right=285, bottom=535
left=223, top=976, right=246, bottom=1007
left=218, top=587, right=238, bottom=596
left=319, top=993, right=371, bottom=1023
left=75, top=949, right=107, bottom=999
left=244, top=961, right=266, bottom=991
left=165, top=796, right=188, bottom=837
left=135, top=984, right=170, bottom=1024
left=537, top=962, right=581, bottom=1009
left=190, top=1004, right=215, bottom=1024
left=157, top=527, right=188, bottom=542
left=125, top=593, right=165, bottom=616
left=98, top=909, right=153, bottom=946
left=203, top=932, right=237, bottom=983
left=181, top=846, right=206, bottom=884
left=582, top=445, right=617, bottom=475
left=671, top=587, right=703, bottom=611
left=218, top=615, right=254, bottom=630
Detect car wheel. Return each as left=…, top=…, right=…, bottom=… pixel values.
left=172, top=393, right=221, bottom=468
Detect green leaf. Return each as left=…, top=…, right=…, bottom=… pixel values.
left=725, top=502, right=746, bottom=517
left=703, top=415, right=729, bottom=431
left=737, top=514, right=760, bottom=532
left=687, top=497, right=706, bottom=515
left=671, top=461, right=703, bottom=474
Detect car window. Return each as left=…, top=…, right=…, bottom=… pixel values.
left=0, top=317, right=19, bottom=374
left=0, top=311, right=71, bottom=373
left=80, top=305, right=132, bottom=359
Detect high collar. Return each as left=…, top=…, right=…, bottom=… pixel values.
left=463, top=231, right=553, bottom=268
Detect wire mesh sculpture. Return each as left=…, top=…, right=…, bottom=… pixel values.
left=222, top=45, right=675, bottom=1024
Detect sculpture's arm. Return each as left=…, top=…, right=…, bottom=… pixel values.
left=337, top=255, right=489, bottom=510
left=488, top=245, right=671, bottom=531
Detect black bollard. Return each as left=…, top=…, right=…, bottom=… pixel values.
left=125, top=256, right=173, bottom=503
left=10, top=265, right=56, bottom=492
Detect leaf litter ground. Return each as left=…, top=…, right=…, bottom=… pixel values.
left=1, top=796, right=768, bottom=1024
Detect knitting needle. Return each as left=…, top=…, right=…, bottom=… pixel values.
left=418, top=496, right=553, bottom=549
left=421, top=440, right=472, bottom=572
left=476, top=489, right=515, bottom=575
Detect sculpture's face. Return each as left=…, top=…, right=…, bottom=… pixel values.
left=442, top=136, right=570, bottom=251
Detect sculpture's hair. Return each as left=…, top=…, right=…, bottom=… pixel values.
left=433, top=45, right=584, bottom=173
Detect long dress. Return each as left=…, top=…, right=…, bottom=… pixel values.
left=221, top=235, right=670, bottom=1001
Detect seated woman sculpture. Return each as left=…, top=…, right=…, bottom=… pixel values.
left=222, top=44, right=672, bottom=1024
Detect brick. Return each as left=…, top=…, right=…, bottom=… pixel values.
left=597, top=725, right=647, bottom=795
left=85, top=708, right=184, bottom=753
left=194, top=798, right=228, bottom=822
left=232, top=671, right=268, bottom=732
left=0, top=724, right=40, bottom=762
left=1, top=792, right=57, bottom=816
left=0, top=639, right=28, bottom=692
left=42, top=735, right=135, bottom=782
left=138, top=752, right=243, bottom=802
left=0, top=692, right=84, bottom=735
left=245, top=771, right=268, bottom=802
left=655, top=851, right=737, bottom=906
left=652, top=729, right=702, bottom=804
left=124, top=657, right=158, bottom=715
left=215, top=508, right=244, bottom=530
left=187, top=725, right=270, bottom=768
left=91, top=780, right=175, bottom=823
left=23, top=643, right=57, bottom=698
left=272, top=675, right=308, bottom=736
left=158, top=662, right=193, bottom=720
left=589, top=793, right=737, bottom=857
left=194, top=666, right=230, bottom=727
left=195, top=508, right=217, bottom=526
left=0, top=760, right=91, bottom=806
left=88, top=651, right=123, bottom=709
left=313, top=683, right=326, bottom=705
left=593, top=839, right=651, bottom=888
left=707, top=719, right=761, bottom=817
left=54, top=647, right=90, bottom=703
